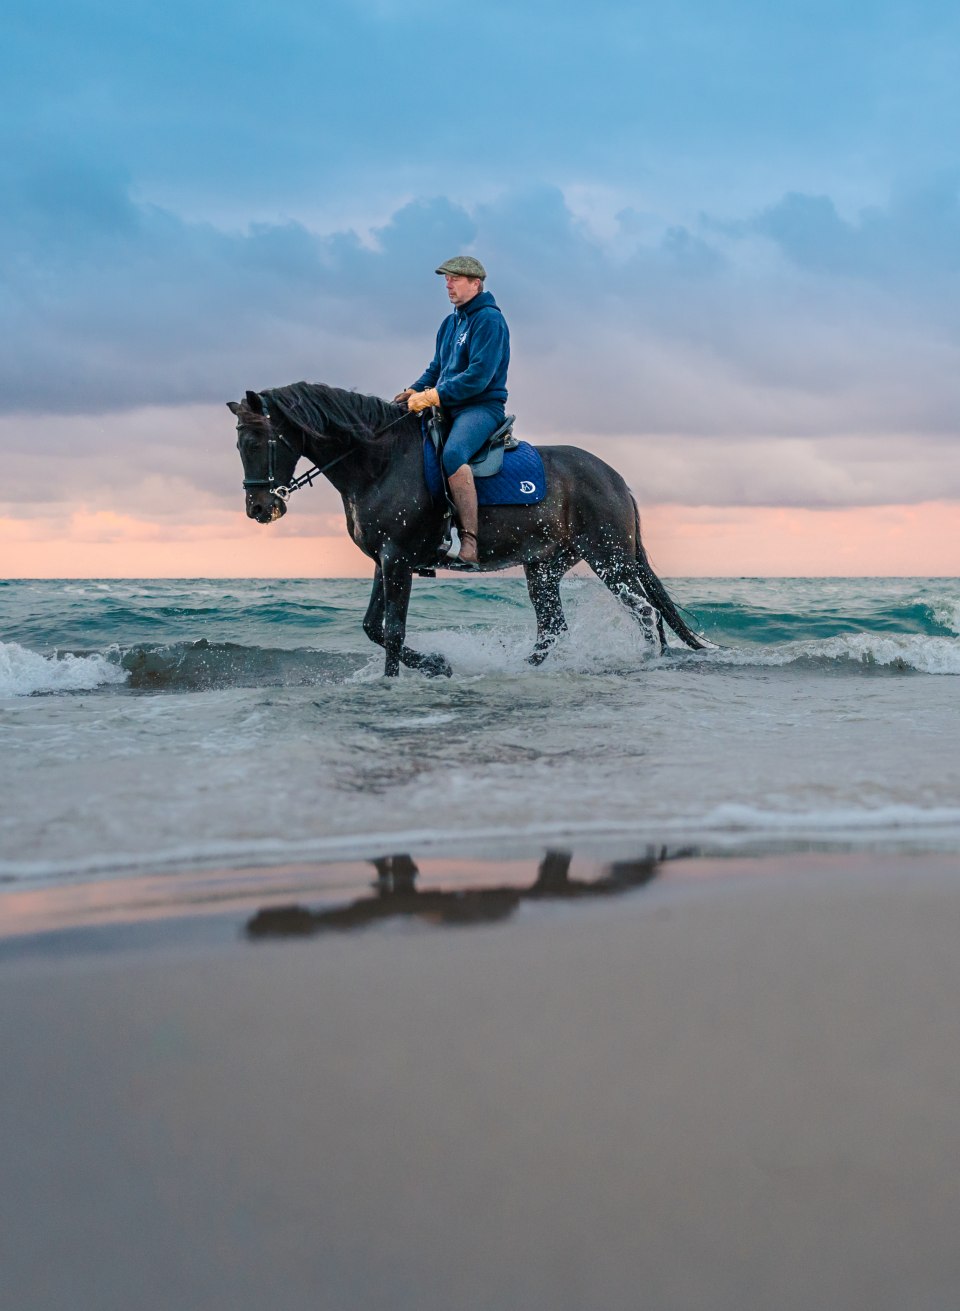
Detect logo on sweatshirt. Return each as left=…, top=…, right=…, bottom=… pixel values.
left=457, top=330, right=469, bottom=347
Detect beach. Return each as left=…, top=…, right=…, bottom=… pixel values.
left=3, top=846, right=960, bottom=1311
left=10, top=0, right=960, bottom=1302
left=3, top=576, right=960, bottom=1307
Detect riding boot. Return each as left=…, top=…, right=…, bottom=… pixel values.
left=446, top=464, right=479, bottom=563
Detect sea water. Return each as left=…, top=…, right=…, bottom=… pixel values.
left=1, top=576, right=959, bottom=886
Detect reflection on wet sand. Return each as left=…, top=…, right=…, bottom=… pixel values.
left=245, top=847, right=698, bottom=937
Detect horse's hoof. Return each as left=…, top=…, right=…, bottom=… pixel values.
left=527, top=632, right=562, bottom=666
left=424, top=653, right=452, bottom=678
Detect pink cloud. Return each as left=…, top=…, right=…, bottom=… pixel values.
left=3, top=501, right=957, bottom=578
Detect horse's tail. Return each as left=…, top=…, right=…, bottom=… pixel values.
left=632, top=497, right=706, bottom=650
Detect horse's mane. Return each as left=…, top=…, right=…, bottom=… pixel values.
left=261, top=381, right=407, bottom=449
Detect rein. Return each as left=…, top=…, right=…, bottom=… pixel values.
left=241, top=400, right=412, bottom=502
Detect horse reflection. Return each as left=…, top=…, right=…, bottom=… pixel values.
left=246, top=848, right=685, bottom=939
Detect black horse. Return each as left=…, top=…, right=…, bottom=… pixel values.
left=229, top=381, right=704, bottom=676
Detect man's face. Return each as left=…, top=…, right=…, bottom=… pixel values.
left=445, top=274, right=483, bottom=307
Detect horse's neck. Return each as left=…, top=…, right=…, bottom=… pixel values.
left=300, top=413, right=417, bottom=493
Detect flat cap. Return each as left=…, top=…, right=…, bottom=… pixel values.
left=435, top=255, right=487, bottom=279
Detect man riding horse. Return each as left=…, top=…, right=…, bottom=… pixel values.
left=394, top=256, right=509, bottom=565
left=231, top=256, right=707, bottom=675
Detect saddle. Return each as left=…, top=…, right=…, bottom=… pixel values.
left=418, top=410, right=545, bottom=574
left=423, top=410, right=519, bottom=478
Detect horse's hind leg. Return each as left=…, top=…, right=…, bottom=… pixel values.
left=581, top=547, right=662, bottom=653
left=524, top=558, right=570, bottom=665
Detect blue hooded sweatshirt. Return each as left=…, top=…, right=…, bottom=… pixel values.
left=411, top=290, right=510, bottom=414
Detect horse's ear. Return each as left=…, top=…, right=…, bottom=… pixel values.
left=245, top=389, right=265, bottom=414
left=227, top=400, right=241, bottom=415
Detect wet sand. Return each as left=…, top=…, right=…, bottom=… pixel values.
left=2, top=849, right=960, bottom=1310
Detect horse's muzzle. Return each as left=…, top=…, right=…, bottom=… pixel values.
left=246, top=494, right=286, bottom=524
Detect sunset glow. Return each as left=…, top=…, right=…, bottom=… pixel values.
left=3, top=501, right=957, bottom=579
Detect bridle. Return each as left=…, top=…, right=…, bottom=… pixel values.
left=239, top=399, right=353, bottom=502
left=239, top=396, right=412, bottom=502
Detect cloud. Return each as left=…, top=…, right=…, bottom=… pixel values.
left=3, top=158, right=960, bottom=513
left=1, top=153, right=476, bottom=411
left=10, top=0, right=960, bottom=200
left=603, top=434, right=960, bottom=508
left=0, top=405, right=345, bottom=523
left=747, top=177, right=960, bottom=291
left=5, top=0, right=960, bottom=577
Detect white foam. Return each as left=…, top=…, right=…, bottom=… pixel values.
left=0, top=642, right=129, bottom=697
left=811, top=632, right=960, bottom=674
left=928, top=595, right=960, bottom=636
left=5, top=804, right=960, bottom=884
left=351, top=618, right=958, bottom=680
left=412, top=584, right=667, bottom=677
left=692, top=632, right=960, bottom=675
left=690, top=801, right=960, bottom=838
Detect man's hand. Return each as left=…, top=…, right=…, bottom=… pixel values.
left=407, top=388, right=441, bottom=413
left=393, top=389, right=414, bottom=404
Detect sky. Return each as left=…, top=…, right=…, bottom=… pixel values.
left=3, top=0, right=960, bottom=577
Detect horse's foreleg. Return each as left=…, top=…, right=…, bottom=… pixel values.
left=524, top=559, right=570, bottom=665
left=362, top=567, right=385, bottom=647
left=380, top=551, right=413, bottom=677
left=380, top=550, right=452, bottom=678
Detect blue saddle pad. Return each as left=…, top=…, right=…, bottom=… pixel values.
left=423, top=438, right=547, bottom=506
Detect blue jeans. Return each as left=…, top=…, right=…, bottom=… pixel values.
left=441, top=402, right=506, bottom=476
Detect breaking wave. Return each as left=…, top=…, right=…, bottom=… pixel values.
left=0, top=641, right=128, bottom=697
left=688, top=631, right=960, bottom=676
left=2, top=628, right=958, bottom=698
left=2, top=578, right=958, bottom=695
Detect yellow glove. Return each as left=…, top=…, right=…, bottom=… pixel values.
left=407, top=387, right=440, bottom=413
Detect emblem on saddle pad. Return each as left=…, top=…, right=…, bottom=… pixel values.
left=520, top=480, right=536, bottom=494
